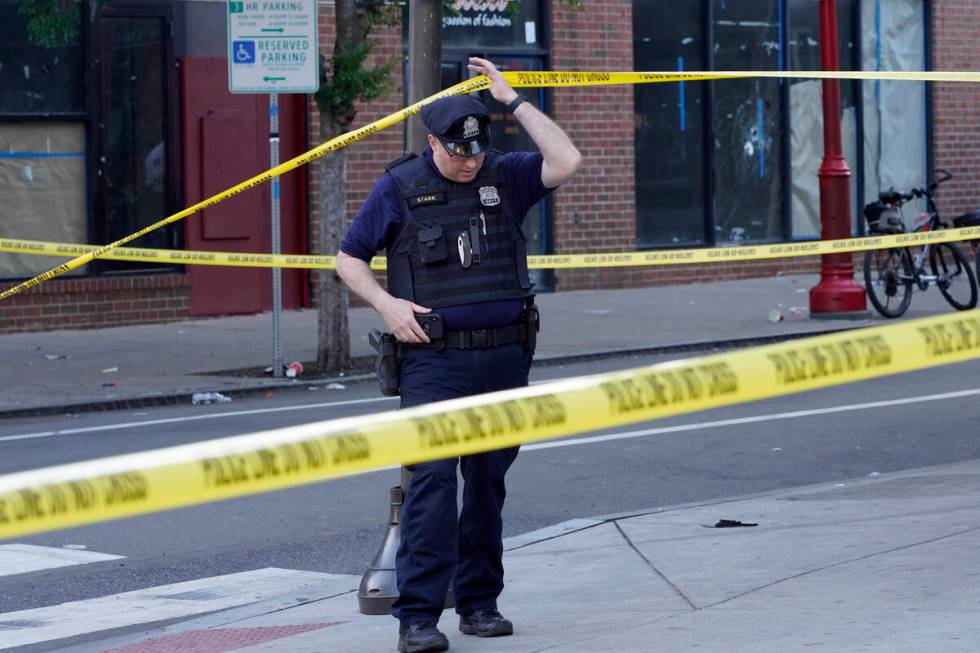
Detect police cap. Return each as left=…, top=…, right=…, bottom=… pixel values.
left=421, top=95, right=491, bottom=157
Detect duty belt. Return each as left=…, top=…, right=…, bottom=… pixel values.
left=415, top=324, right=527, bottom=350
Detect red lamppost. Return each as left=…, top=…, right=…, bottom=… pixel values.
left=809, top=0, right=868, bottom=316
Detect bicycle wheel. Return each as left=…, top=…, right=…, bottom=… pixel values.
left=864, top=248, right=914, bottom=318
left=930, top=242, right=978, bottom=310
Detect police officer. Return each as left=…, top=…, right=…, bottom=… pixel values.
left=337, top=57, right=580, bottom=653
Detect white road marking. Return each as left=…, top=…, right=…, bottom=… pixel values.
left=0, top=375, right=595, bottom=443
left=0, top=396, right=397, bottom=443
left=3, top=387, right=978, bottom=460
left=521, top=387, right=980, bottom=451
left=0, top=567, right=356, bottom=650
left=0, top=544, right=123, bottom=578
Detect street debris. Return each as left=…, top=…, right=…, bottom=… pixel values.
left=191, top=392, right=231, bottom=405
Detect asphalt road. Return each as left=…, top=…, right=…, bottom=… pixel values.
left=2, top=352, right=980, bottom=615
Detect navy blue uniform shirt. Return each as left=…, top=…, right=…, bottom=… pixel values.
left=341, top=148, right=552, bottom=330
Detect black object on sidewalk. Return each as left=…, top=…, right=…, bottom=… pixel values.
left=706, top=519, right=758, bottom=528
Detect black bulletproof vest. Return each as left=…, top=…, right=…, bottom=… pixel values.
left=384, top=151, right=533, bottom=308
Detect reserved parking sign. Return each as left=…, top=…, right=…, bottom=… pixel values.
left=227, top=0, right=319, bottom=94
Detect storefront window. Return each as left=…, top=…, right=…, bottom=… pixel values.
left=403, top=1, right=542, bottom=50
left=0, top=0, right=85, bottom=114
left=861, top=0, right=926, bottom=220
left=634, top=0, right=706, bottom=247
left=712, top=0, right=785, bottom=244
left=442, top=0, right=541, bottom=49
left=634, top=0, right=927, bottom=246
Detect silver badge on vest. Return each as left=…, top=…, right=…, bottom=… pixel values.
left=479, top=186, right=501, bottom=207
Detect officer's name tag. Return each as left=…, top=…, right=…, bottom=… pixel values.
left=409, top=193, right=446, bottom=208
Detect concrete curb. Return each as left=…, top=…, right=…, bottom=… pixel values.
left=0, top=326, right=859, bottom=420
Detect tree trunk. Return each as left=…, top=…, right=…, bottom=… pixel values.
left=315, top=124, right=351, bottom=375
left=314, top=0, right=373, bottom=375
left=407, top=0, right=443, bottom=152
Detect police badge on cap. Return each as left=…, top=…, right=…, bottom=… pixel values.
left=463, top=117, right=481, bottom=139
left=421, top=96, right=491, bottom=158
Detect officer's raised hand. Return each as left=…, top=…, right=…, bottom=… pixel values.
left=379, top=295, right=431, bottom=344
left=467, top=56, right=581, bottom=189
left=467, top=57, right=519, bottom=105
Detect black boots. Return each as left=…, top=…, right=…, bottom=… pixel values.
left=398, top=610, right=513, bottom=651
left=397, top=623, right=449, bottom=653
left=458, top=608, right=514, bottom=638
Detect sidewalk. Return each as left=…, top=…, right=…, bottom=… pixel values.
left=0, top=274, right=957, bottom=416
left=66, top=458, right=980, bottom=652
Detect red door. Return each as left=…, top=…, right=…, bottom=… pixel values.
left=181, top=57, right=308, bottom=315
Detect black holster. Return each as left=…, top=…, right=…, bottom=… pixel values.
left=369, top=329, right=401, bottom=396
left=523, top=301, right=539, bottom=355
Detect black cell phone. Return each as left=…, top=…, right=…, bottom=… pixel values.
left=415, top=313, right=444, bottom=339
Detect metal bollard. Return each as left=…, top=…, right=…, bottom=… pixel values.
left=357, top=471, right=455, bottom=615
left=357, top=485, right=403, bottom=615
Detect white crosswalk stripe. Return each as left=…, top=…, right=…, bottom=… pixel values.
left=0, top=567, right=356, bottom=650
left=0, top=544, right=124, bottom=578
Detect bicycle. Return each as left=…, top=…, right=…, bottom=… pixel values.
left=863, top=170, right=978, bottom=318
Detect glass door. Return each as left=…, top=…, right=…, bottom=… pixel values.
left=97, top=9, right=177, bottom=270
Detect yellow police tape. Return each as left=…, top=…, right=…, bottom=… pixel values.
left=3, top=68, right=980, bottom=300
left=4, top=225, right=980, bottom=272
left=2, top=308, right=979, bottom=539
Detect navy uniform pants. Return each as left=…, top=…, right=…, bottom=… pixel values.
left=392, top=343, right=531, bottom=629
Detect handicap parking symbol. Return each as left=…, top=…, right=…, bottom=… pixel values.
left=233, top=40, right=255, bottom=64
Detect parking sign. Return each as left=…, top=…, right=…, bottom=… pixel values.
left=227, top=0, right=319, bottom=94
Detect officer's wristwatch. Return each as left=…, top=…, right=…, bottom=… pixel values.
left=506, top=94, right=527, bottom=113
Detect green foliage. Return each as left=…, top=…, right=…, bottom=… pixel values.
left=313, top=0, right=401, bottom=122
left=18, top=0, right=81, bottom=48
left=367, top=0, right=402, bottom=28
left=315, top=43, right=395, bottom=116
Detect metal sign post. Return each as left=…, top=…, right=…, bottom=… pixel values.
left=228, top=0, right=318, bottom=377
left=269, top=93, right=282, bottom=376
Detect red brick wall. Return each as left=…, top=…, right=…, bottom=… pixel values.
left=0, top=274, right=189, bottom=334
left=931, top=0, right=980, bottom=218
left=549, top=0, right=638, bottom=290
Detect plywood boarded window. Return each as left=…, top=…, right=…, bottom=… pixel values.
left=0, top=122, right=87, bottom=279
